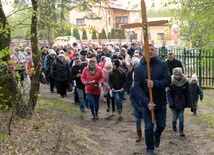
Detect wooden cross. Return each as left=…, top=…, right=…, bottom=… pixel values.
left=121, top=0, right=168, bottom=123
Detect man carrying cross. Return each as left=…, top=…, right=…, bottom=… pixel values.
left=121, top=0, right=171, bottom=155
left=134, top=44, right=171, bottom=155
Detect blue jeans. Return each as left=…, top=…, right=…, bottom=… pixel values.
left=136, top=117, right=142, bottom=130
left=142, top=105, right=167, bottom=151
left=172, top=109, right=184, bottom=130
left=86, top=94, right=100, bottom=116
left=77, top=88, right=85, bottom=111
left=113, top=91, right=124, bottom=110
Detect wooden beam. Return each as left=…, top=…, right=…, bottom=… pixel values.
left=120, top=20, right=168, bottom=29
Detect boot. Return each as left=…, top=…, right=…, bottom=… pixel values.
left=117, top=110, right=123, bottom=120
left=172, top=121, right=177, bottom=132
left=135, top=130, right=142, bottom=142
left=179, top=129, right=185, bottom=137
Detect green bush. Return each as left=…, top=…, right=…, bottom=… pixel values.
left=101, top=28, right=107, bottom=39
left=121, top=29, right=126, bottom=39
left=110, top=28, right=116, bottom=39
left=73, top=28, right=80, bottom=40
left=82, top=29, right=87, bottom=40
left=92, top=30, right=97, bottom=39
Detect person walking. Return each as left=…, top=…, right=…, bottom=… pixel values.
left=81, top=59, right=104, bottom=120
left=109, top=59, right=126, bottom=121
left=51, top=54, right=70, bottom=98
left=130, top=72, right=143, bottom=142
left=103, top=61, right=115, bottom=115
left=134, top=44, right=171, bottom=155
left=167, top=67, right=192, bottom=137
left=166, top=52, right=184, bottom=75
left=189, top=74, right=203, bottom=115
left=71, top=57, right=87, bottom=112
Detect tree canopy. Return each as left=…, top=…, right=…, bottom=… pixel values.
left=165, top=0, right=214, bottom=48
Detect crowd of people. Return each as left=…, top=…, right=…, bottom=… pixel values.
left=10, top=42, right=204, bottom=155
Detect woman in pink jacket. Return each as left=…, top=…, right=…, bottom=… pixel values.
left=81, top=59, right=105, bottom=120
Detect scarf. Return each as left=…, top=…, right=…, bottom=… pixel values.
left=171, top=74, right=188, bottom=87
left=88, top=66, right=96, bottom=75
left=103, top=68, right=111, bottom=74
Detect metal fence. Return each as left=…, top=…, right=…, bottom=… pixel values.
left=158, top=48, right=214, bottom=88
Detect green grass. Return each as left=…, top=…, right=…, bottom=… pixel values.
left=37, top=97, right=83, bottom=118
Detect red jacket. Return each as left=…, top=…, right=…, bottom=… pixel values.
left=81, top=66, right=104, bottom=95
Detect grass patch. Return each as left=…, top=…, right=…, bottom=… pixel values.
left=37, top=97, right=83, bottom=118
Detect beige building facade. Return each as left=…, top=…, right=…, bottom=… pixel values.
left=69, top=4, right=179, bottom=45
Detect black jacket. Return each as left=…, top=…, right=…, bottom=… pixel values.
left=51, top=58, right=70, bottom=81
left=109, top=67, right=126, bottom=90
left=189, top=83, right=203, bottom=102
left=166, top=58, right=184, bottom=75
left=70, top=63, right=87, bottom=89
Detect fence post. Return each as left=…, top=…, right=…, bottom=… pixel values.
left=198, top=49, right=202, bottom=86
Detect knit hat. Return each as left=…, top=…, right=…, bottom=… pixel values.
left=104, top=61, right=112, bottom=68
left=131, top=57, right=140, bottom=67
left=57, top=54, right=64, bottom=58
left=191, top=74, right=198, bottom=81
left=172, top=67, right=183, bottom=75
left=113, top=59, right=120, bottom=68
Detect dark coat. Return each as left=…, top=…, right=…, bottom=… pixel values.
left=130, top=85, right=143, bottom=118
left=166, top=58, right=184, bottom=75
left=134, top=56, right=171, bottom=108
left=98, top=51, right=112, bottom=61
left=167, top=82, right=192, bottom=109
left=44, top=54, right=56, bottom=74
left=127, top=47, right=135, bottom=58
left=109, top=67, right=126, bottom=90
left=189, top=83, right=203, bottom=102
left=51, top=58, right=70, bottom=81
left=70, top=63, right=87, bottom=89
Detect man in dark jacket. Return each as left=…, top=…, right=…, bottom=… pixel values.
left=98, top=46, right=112, bottom=62
left=71, top=58, right=87, bottom=112
left=51, top=54, right=70, bottom=98
left=127, top=42, right=137, bottom=58
left=134, top=44, right=171, bottom=155
left=166, top=52, right=184, bottom=75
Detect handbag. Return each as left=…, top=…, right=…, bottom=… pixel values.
left=39, top=72, right=46, bottom=84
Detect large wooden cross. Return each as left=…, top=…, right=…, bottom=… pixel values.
left=121, top=0, right=168, bottom=123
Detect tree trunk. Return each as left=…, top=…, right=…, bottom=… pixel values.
left=0, top=0, right=10, bottom=51
left=28, top=0, right=40, bottom=111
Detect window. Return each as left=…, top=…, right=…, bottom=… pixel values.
left=76, top=18, right=85, bottom=26
left=157, top=33, right=164, bottom=40
left=108, top=17, right=111, bottom=25
left=115, top=16, right=128, bottom=28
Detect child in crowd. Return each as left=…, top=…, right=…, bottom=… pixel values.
left=189, top=74, right=203, bottom=115
left=167, top=67, right=192, bottom=137
left=130, top=72, right=143, bottom=142
left=103, top=61, right=115, bottom=115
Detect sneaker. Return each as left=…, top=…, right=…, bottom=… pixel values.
left=91, top=115, right=95, bottom=120
left=95, top=115, right=99, bottom=120
left=154, top=136, right=160, bottom=148
left=106, top=107, right=110, bottom=112
left=147, top=150, right=155, bottom=155
left=180, top=131, right=185, bottom=137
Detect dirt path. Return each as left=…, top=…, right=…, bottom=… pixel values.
left=40, top=84, right=214, bottom=155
